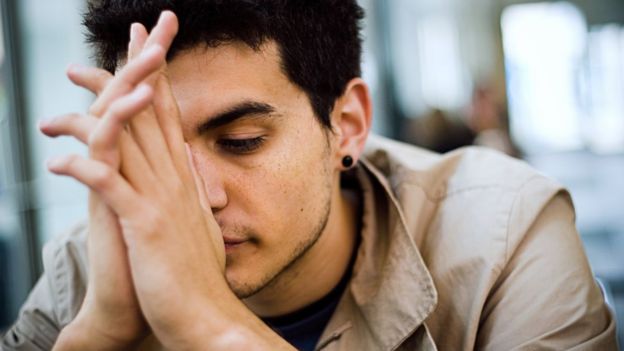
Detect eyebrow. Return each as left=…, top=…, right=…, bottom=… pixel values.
left=196, top=101, right=277, bottom=135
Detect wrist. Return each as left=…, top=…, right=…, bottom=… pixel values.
left=53, top=313, right=145, bottom=351
left=176, top=301, right=294, bottom=351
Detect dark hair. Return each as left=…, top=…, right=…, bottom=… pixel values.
left=83, top=0, right=365, bottom=128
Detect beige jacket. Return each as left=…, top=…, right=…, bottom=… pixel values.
left=2, top=135, right=618, bottom=350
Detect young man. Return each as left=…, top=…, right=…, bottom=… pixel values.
left=2, top=1, right=617, bottom=350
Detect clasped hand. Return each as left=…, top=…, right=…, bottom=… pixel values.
left=41, top=11, right=236, bottom=350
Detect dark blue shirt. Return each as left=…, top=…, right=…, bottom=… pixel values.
left=262, top=270, right=350, bottom=351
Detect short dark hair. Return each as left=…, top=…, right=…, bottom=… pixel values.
left=83, top=0, right=365, bottom=128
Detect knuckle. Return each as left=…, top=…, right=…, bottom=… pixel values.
left=137, top=206, right=165, bottom=242
left=91, top=167, right=114, bottom=191
left=87, top=132, right=101, bottom=148
left=88, top=104, right=102, bottom=117
left=108, top=100, right=125, bottom=118
left=171, top=178, right=188, bottom=198
left=95, top=70, right=112, bottom=87
left=62, top=154, right=79, bottom=170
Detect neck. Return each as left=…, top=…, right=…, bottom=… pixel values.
left=243, top=183, right=360, bottom=317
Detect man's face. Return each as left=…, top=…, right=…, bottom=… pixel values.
left=167, top=42, right=337, bottom=299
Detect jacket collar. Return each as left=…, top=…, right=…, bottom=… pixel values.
left=317, top=141, right=439, bottom=350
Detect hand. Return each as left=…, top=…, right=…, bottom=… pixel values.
left=45, top=11, right=227, bottom=349
left=46, top=11, right=293, bottom=350
left=45, top=15, right=173, bottom=351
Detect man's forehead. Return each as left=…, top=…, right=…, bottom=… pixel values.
left=163, top=41, right=312, bottom=137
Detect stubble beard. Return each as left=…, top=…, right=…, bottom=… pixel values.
left=228, top=133, right=336, bottom=299
left=230, top=190, right=332, bottom=299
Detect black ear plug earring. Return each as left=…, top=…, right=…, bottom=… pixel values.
left=342, top=155, right=354, bottom=169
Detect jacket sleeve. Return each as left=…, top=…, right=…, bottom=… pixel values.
left=1, top=275, right=62, bottom=351
left=1, top=223, right=88, bottom=351
left=476, top=186, right=618, bottom=350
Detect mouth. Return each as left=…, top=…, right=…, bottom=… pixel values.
left=223, top=237, right=247, bottom=252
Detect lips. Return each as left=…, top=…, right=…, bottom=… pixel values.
left=223, top=236, right=246, bottom=245
left=223, top=236, right=247, bottom=252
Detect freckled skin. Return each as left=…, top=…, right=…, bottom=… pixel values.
left=167, top=42, right=357, bottom=317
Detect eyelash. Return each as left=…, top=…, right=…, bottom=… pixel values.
left=217, top=136, right=266, bottom=154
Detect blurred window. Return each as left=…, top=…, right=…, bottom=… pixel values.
left=502, top=1, right=624, bottom=155
left=17, top=0, right=91, bottom=245
left=387, top=0, right=471, bottom=118
left=416, top=15, right=466, bottom=111
left=585, top=24, right=624, bottom=153
left=502, top=2, right=587, bottom=153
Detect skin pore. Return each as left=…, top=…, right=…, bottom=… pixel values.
left=167, top=41, right=367, bottom=317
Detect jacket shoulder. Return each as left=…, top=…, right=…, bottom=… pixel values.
left=1, top=222, right=87, bottom=350
left=41, top=221, right=88, bottom=326
left=364, top=134, right=559, bottom=199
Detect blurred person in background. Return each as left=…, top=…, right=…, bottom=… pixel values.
left=404, top=83, right=520, bottom=158
left=1, top=1, right=618, bottom=350
left=467, top=83, right=520, bottom=158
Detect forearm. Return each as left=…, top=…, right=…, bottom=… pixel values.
left=53, top=317, right=144, bottom=351
left=184, top=320, right=295, bottom=351
left=161, top=293, right=295, bottom=351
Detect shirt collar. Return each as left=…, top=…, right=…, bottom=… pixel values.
left=318, top=156, right=438, bottom=350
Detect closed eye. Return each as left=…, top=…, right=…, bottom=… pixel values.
left=217, top=136, right=266, bottom=154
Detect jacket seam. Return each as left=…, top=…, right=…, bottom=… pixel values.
left=399, top=173, right=541, bottom=202
left=503, top=175, right=544, bottom=263
left=315, top=322, right=353, bottom=350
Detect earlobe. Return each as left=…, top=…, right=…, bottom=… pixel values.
left=333, top=78, right=372, bottom=169
left=342, top=155, right=354, bottom=169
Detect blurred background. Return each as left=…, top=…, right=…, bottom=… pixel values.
left=0, top=0, right=622, bottom=345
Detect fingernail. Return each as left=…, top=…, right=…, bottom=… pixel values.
left=46, top=158, right=63, bottom=170
left=66, top=63, right=82, bottom=75
left=130, top=23, right=138, bottom=41
left=38, top=119, right=49, bottom=129
left=158, top=10, right=168, bottom=23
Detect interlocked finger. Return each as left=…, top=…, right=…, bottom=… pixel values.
left=152, top=75, right=191, bottom=182
left=128, top=22, right=148, bottom=61
left=67, top=65, right=113, bottom=96
left=143, top=11, right=178, bottom=70
left=89, top=83, right=162, bottom=194
left=39, top=113, right=98, bottom=144
left=89, top=44, right=166, bottom=117
left=124, top=18, right=181, bottom=182
left=47, top=155, right=142, bottom=218
left=89, top=83, right=154, bottom=167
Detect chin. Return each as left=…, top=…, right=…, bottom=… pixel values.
left=227, top=278, right=263, bottom=299
left=225, top=267, right=262, bottom=299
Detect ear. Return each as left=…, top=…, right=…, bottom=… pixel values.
left=330, top=78, right=372, bottom=170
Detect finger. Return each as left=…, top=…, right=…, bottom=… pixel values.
left=89, top=45, right=166, bottom=117
left=127, top=104, right=180, bottom=180
left=153, top=74, right=188, bottom=170
left=144, top=11, right=178, bottom=57
left=89, top=83, right=154, bottom=165
left=39, top=113, right=98, bottom=144
left=127, top=12, right=178, bottom=95
left=186, top=144, right=209, bottom=211
left=128, top=22, right=148, bottom=61
left=127, top=19, right=181, bottom=182
left=67, top=64, right=113, bottom=95
left=47, top=155, right=141, bottom=217
left=118, top=130, right=164, bottom=196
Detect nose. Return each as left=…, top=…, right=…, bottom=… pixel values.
left=201, top=169, right=228, bottom=212
left=188, top=148, right=228, bottom=212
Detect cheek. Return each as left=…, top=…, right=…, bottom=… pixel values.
left=231, top=141, right=331, bottom=241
